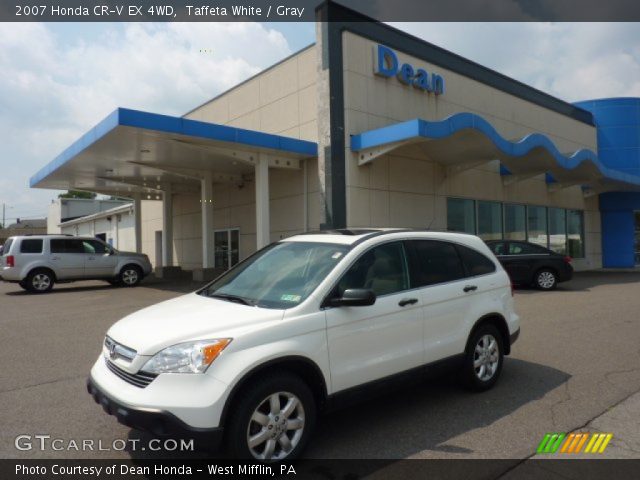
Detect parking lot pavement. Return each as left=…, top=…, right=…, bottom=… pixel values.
left=1, top=271, right=640, bottom=460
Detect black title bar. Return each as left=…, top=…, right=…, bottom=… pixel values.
left=2, top=0, right=640, bottom=22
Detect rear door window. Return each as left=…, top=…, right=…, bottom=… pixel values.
left=50, top=239, right=84, bottom=254
left=456, top=244, right=496, bottom=276
left=20, top=239, right=43, bottom=254
left=408, top=240, right=466, bottom=287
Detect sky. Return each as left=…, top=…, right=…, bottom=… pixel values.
left=1, top=22, right=639, bottom=225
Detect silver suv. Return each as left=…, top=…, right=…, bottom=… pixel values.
left=0, top=235, right=152, bottom=293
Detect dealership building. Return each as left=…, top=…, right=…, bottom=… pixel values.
left=30, top=5, right=640, bottom=278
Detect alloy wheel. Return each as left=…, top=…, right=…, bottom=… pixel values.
left=473, top=334, right=499, bottom=381
left=246, top=392, right=305, bottom=461
left=122, top=269, right=139, bottom=285
left=32, top=273, right=51, bottom=291
left=537, top=271, right=556, bottom=289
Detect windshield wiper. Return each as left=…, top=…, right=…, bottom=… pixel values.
left=208, top=293, right=253, bottom=306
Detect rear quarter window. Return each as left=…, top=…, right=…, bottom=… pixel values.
left=20, top=239, right=43, bottom=254
left=456, top=244, right=496, bottom=276
left=2, top=238, right=13, bottom=255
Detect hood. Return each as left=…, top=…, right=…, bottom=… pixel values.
left=116, top=251, right=148, bottom=259
left=107, top=292, right=284, bottom=355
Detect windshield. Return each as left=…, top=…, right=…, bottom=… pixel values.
left=198, top=241, right=350, bottom=309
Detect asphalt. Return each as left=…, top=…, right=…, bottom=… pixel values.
left=1, top=271, right=639, bottom=460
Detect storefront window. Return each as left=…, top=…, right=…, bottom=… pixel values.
left=447, top=198, right=476, bottom=234
left=567, top=210, right=585, bottom=258
left=214, top=229, right=240, bottom=270
left=477, top=201, right=502, bottom=240
left=504, top=204, right=526, bottom=240
left=527, top=206, right=548, bottom=247
left=548, top=208, right=567, bottom=254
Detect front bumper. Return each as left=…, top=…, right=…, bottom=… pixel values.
left=87, top=376, right=223, bottom=449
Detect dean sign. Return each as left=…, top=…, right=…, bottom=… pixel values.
left=374, top=44, right=445, bottom=96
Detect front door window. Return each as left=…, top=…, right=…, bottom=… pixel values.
left=214, top=229, right=240, bottom=270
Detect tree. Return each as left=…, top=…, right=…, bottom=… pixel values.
left=58, top=190, right=96, bottom=199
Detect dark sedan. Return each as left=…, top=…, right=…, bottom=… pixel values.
left=485, top=240, right=573, bottom=290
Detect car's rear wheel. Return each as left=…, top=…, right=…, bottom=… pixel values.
left=119, top=265, right=142, bottom=287
left=25, top=269, right=54, bottom=293
left=534, top=269, right=557, bottom=290
left=226, top=372, right=316, bottom=461
left=461, top=324, right=504, bottom=391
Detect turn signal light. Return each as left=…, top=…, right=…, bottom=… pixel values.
left=6, top=255, right=14, bottom=267
left=202, top=338, right=232, bottom=365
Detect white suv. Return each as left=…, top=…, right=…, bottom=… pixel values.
left=87, top=229, right=520, bottom=460
left=1, top=235, right=152, bottom=292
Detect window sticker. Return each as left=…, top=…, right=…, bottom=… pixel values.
left=280, top=294, right=302, bottom=302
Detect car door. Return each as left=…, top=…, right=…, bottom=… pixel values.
left=49, top=238, right=85, bottom=279
left=405, top=240, right=473, bottom=363
left=82, top=239, right=118, bottom=277
left=507, top=242, right=548, bottom=283
left=325, top=241, right=424, bottom=392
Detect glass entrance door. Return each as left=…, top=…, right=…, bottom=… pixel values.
left=635, top=212, right=640, bottom=266
left=214, top=229, right=240, bottom=270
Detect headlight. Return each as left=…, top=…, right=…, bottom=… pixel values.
left=141, top=339, right=232, bottom=374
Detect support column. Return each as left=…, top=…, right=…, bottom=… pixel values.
left=201, top=172, right=215, bottom=268
left=162, top=184, right=173, bottom=267
left=133, top=194, right=142, bottom=253
left=255, top=153, right=270, bottom=249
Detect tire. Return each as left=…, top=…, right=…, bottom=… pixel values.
left=534, top=269, right=557, bottom=290
left=106, top=278, right=121, bottom=287
left=18, top=280, right=29, bottom=291
left=225, top=372, right=316, bottom=461
left=461, top=324, right=504, bottom=391
left=25, top=269, right=54, bottom=293
left=119, top=265, right=142, bottom=287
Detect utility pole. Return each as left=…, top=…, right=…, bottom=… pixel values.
left=2, top=203, right=4, bottom=229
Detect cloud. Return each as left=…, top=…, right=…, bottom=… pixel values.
left=0, top=22, right=292, bottom=220
left=390, top=22, right=640, bottom=101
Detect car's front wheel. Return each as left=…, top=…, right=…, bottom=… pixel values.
left=226, top=372, right=316, bottom=461
left=534, top=269, right=557, bottom=290
left=119, top=265, right=142, bottom=287
left=461, top=323, right=504, bottom=391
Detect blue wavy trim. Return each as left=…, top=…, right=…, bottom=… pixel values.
left=350, top=112, right=640, bottom=188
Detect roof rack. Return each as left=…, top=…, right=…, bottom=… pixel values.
left=23, top=233, right=73, bottom=236
left=302, top=228, right=386, bottom=236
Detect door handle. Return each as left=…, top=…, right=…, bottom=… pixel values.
left=398, top=298, right=418, bottom=307
left=51, top=256, right=60, bottom=261
left=463, top=285, right=478, bottom=292
left=87, top=256, right=95, bottom=261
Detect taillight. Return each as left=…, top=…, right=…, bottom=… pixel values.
left=6, top=255, right=15, bottom=267
left=563, top=256, right=572, bottom=264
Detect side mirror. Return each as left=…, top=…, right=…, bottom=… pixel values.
left=329, top=288, right=376, bottom=307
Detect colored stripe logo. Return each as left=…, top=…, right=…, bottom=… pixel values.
left=537, top=433, right=613, bottom=454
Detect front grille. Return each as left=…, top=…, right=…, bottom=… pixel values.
left=105, top=360, right=157, bottom=388
left=104, top=336, right=137, bottom=362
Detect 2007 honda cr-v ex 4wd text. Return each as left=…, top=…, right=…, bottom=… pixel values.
left=87, top=229, right=520, bottom=461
